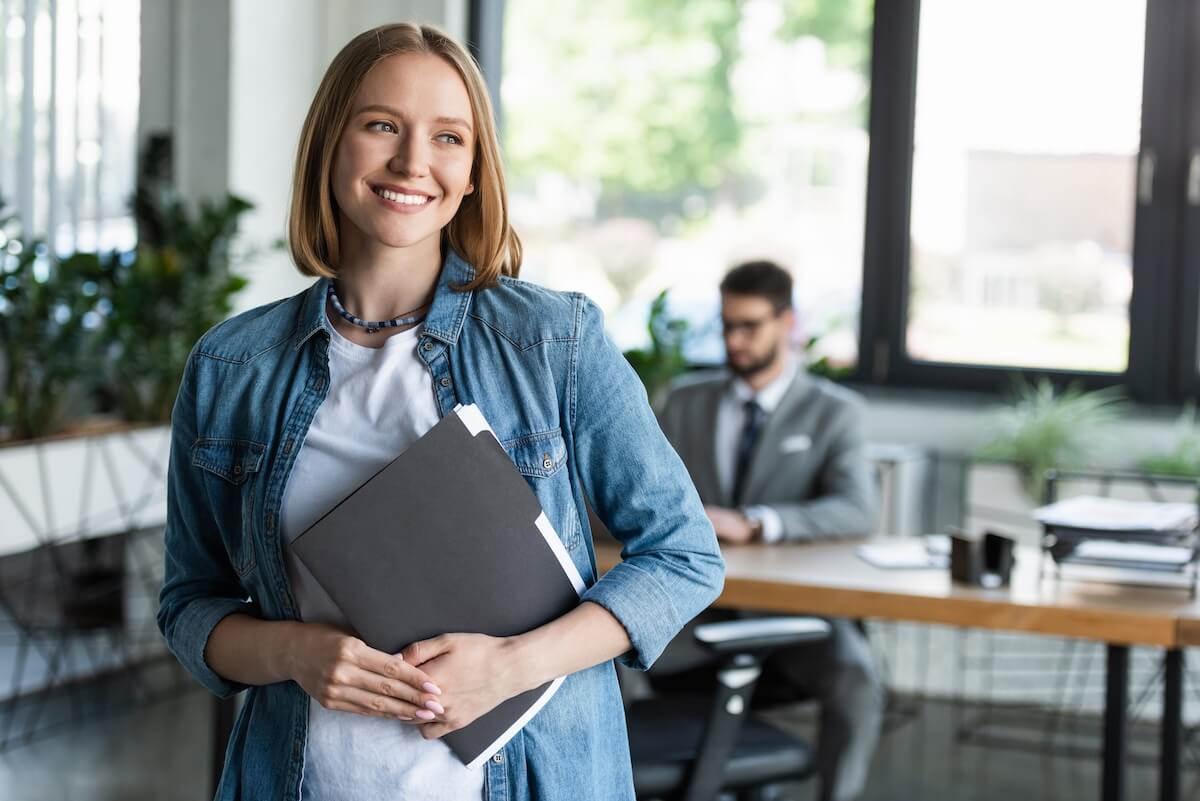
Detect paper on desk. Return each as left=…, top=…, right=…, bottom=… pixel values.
left=856, top=541, right=949, bottom=570
left=1071, top=540, right=1195, bottom=566
left=1033, top=496, right=1197, bottom=532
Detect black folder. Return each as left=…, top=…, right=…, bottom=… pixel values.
left=290, top=404, right=584, bottom=768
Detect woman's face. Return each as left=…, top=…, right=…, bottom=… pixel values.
left=331, top=52, right=476, bottom=258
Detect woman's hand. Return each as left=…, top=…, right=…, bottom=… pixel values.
left=287, top=623, right=446, bottom=722
left=401, top=633, right=527, bottom=739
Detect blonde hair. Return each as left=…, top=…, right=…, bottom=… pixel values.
left=288, top=23, right=521, bottom=288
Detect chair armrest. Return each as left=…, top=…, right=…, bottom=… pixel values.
left=693, top=616, right=831, bottom=657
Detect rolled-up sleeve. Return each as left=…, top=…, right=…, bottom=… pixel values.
left=570, top=297, right=724, bottom=669
left=156, top=350, right=258, bottom=698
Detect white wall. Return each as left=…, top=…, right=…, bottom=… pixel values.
left=138, top=0, right=232, bottom=202
left=862, top=389, right=1183, bottom=466
left=174, top=0, right=233, bottom=202
left=137, top=0, right=174, bottom=143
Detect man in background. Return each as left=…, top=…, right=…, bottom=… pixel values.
left=657, top=260, right=883, bottom=801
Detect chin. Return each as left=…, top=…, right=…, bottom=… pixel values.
left=370, top=227, right=441, bottom=250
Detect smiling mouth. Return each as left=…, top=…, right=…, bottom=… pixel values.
left=372, top=186, right=433, bottom=206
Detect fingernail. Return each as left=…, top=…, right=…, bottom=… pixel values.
left=398, top=715, right=413, bottom=721
left=424, top=700, right=445, bottom=715
left=423, top=682, right=442, bottom=695
left=415, top=709, right=436, bottom=720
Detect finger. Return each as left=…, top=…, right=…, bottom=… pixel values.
left=324, top=685, right=428, bottom=720
left=402, top=635, right=451, bottom=668
left=353, top=642, right=442, bottom=695
left=339, top=664, right=430, bottom=707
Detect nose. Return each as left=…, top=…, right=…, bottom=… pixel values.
left=388, top=131, right=429, bottom=178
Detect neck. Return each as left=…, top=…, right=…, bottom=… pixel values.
left=334, top=227, right=443, bottom=321
left=742, top=355, right=790, bottom=393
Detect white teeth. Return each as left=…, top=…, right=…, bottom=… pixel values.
left=374, top=187, right=431, bottom=205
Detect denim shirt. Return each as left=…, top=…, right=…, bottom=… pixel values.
left=157, top=250, right=725, bottom=801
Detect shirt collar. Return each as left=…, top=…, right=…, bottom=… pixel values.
left=291, top=248, right=477, bottom=351
left=730, top=358, right=799, bottom=413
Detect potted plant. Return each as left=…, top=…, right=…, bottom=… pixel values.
left=1138, top=403, right=1200, bottom=478
left=98, top=134, right=254, bottom=423
left=0, top=218, right=110, bottom=442
left=978, top=377, right=1125, bottom=502
left=622, top=290, right=691, bottom=409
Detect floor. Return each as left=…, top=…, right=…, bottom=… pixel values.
left=773, top=699, right=1167, bottom=801
left=0, top=662, right=1182, bottom=801
left=0, top=662, right=207, bottom=801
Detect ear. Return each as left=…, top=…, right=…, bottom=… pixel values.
left=780, top=308, right=797, bottom=344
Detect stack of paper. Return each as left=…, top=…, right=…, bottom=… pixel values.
left=1033, top=496, right=1197, bottom=533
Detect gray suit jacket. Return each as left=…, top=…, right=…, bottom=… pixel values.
left=658, top=369, right=876, bottom=541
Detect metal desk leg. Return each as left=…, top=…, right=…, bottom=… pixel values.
left=1103, top=644, right=1129, bottom=801
left=211, top=695, right=236, bottom=795
left=1160, top=649, right=1183, bottom=801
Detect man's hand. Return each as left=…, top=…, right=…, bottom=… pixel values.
left=705, top=505, right=758, bottom=544
left=401, top=633, right=526, bottom=740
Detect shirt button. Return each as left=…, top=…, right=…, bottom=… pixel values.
left=492, top=753, right=504, bottom=764
left=440, top=377, right=452, bottom=388
left=423, top=341, right=434, bottom=351
left=233, top=464, right=243, bottom=475
left=542, top=454, right=553, bottom=470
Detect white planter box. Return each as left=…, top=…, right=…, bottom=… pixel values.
left=0, top=425, right=171, bottom=700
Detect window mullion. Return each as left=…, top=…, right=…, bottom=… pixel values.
left=1173, top=0, right=1200, bottom=401
left=1128, top=0, right=1189, bottom=403
left=858, top=0, right=920, bottom=386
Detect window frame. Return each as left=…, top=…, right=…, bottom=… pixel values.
left=475, top=0, right=1200, bottom=404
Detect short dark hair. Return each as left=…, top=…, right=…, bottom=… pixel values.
left=719, top=260, right=793, bottom=313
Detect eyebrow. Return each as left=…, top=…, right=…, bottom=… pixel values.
left=355, top=104, right=473, bottom=133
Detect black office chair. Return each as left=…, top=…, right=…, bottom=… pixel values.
left=626, top=616, right=831, bottom=801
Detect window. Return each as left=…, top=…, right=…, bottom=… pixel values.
left=498, top=0, right=872, bottom=366
left=479, top=0, right=1200, bottom=402
left=906, top=0, right=1143, bottom=374
left=0, top=0, right=139, bottom=253
left=860, top=0, right=1197, bottom=400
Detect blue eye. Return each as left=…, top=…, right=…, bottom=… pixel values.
left=368, top=121, right=397, bottom=134
left=436, top=133, right=464, bottom=145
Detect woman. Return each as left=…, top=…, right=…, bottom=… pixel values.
left=157, top=22, right=723, bottom=801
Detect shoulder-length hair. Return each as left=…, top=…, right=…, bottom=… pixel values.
left=288, top=23, right=521, bottom=289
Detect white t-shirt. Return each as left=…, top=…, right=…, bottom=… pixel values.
left=281, top=319, right=484, bottom=801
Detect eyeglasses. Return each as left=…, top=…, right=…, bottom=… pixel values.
left=721, top=315, right=778, bottom=337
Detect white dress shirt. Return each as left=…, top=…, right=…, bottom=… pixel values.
left=714, top=360, right=797, bottom=543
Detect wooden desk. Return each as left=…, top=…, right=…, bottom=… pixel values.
left=596, top=539, right=1196, bottom=801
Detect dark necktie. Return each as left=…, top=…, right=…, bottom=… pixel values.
left=732, top=398, right=765, bottom=505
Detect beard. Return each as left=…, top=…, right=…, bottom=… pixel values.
left=727, top=342, right=779, bottom=380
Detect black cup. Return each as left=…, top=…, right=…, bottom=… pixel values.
left=950, top=531, right=1016, bottom=587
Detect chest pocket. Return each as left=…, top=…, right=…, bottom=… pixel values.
left=502, top=429, right=579, bottom=550
left=191, top=437, right=266, bottom=578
